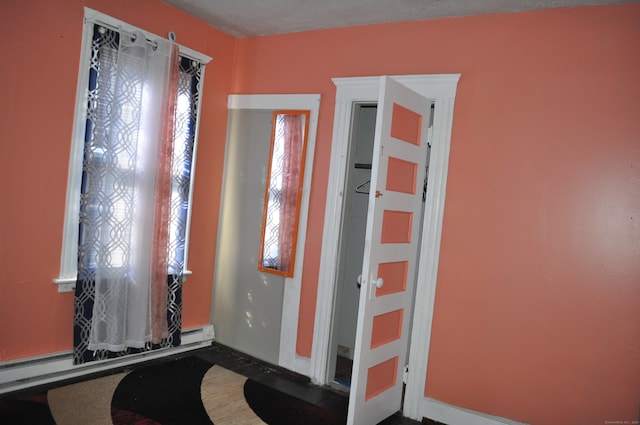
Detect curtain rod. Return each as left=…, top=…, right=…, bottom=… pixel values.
left=84, top=8, right=212, bottom=64
left=89, top=19, right=172, bottom=52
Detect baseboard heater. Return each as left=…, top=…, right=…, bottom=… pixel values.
left=0, top=325, right=215, bottom=395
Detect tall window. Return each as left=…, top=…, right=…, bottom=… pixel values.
left=258, top=111, right=309, bottom=277
left=56, top=8, right=210, bottom=364
left=261, top=114, right=290, bottom=269
left=78, top=25, right=201, bottom=277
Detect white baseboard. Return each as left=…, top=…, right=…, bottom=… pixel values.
left=279, top=353, right=311, bottom=378
left=293, top=355, right=311, bottom=378
left=0, top=325, right=215, bottom=395
left=421, top=398, right=530, bottom=425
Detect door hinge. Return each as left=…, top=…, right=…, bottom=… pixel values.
left=403, top=365, right=409, bottom=384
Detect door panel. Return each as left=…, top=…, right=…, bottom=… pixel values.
left=347, top=76, right=430, bottom=425
left=371, top=309, right=404, bottom=348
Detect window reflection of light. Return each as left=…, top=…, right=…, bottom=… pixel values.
left=168, top=91, right=192, bottom=273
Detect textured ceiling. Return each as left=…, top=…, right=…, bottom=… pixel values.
left=161, top=0, right=635, bottom=37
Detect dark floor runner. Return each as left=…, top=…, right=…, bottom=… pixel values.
left=244, top=378, right=347, bottom=425
left=112, top=356, right=213, bottom=425
left=0, top=394, right=56, bottom=425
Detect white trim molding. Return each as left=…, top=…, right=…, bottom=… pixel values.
left=402, top=81, right=458, bottom=420
left=226, top=94, right=321, bottom=377
left=0, top=325, right=214, bottom=395
left=420, top=399, right=530, bottom=425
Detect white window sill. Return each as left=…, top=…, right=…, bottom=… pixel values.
left=53, top=270, right=193, bottom=293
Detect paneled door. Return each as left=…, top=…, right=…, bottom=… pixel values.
left=348, top=76, right=431, bottom=425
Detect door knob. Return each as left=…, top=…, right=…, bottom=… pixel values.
left=373, top=277, right=384, bottom=289
left=357, top=274, right=363, bottom=289
left=368, top=275, right=384, bottom=299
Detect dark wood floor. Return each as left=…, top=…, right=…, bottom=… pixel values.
left=197, top=342, right=436, bottom=425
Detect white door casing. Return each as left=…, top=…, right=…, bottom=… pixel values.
left=310, top=74, right=460, bottom=421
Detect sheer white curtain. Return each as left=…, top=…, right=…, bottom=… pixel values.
left=80, top=31, right=179, bottom=352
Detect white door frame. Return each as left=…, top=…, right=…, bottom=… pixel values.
left=310, top=74, right=460, bottom=420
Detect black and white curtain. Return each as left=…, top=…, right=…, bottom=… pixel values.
left=73, top=24, right=203, bottom=364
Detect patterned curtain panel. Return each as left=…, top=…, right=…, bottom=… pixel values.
left=276, top=114, right=303, bottom=273
left=74, top=25, right=202, bottom=364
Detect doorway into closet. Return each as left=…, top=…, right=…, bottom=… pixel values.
left=329, top=103, right=377, bottom=389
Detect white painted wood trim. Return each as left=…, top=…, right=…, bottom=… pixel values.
left=312, top=75, right=460, bottom=404
left=228, top=94, right=320, bottom=110
left=310, top=78, right=374, bottom=384
left=403, top=95, right=458, bottom=419
left=0, top=325, right=214, bottom=395
left=55, top=9, right=95, bottom=293
left=181, top=61, right=209, bottom=275
left=290, top=355, right=311, bottom=377
left=226, top=94, right=321, bottom=376
left=281, top=96, right=320, bottom=376
left=420, top=398, right=530, bottom=425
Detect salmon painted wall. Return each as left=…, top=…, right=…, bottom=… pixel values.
left=0, top=0, right=234, bottom=360
left=231, top=4, right=640, bottom=424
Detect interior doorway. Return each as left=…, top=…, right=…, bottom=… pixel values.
left=328, top=103, right=377, bottom=389
left=213, top=94, right=321, bottom=374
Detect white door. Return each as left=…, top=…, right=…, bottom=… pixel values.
left=347, top=76, right=431, bottom=425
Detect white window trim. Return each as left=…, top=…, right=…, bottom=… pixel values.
left=54, top=7, right=211, bottom=292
